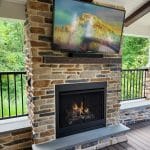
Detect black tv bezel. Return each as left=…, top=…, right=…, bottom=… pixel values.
left=52, top=0, right=126, bottom=55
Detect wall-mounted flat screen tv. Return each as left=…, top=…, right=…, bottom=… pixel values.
left=53, top=0, right=125, bottom=54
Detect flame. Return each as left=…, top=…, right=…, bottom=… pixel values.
left=84, top=108, right=89, bottom=113
left=72, top=102, right=89, bottom=115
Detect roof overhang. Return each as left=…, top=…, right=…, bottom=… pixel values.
left=94, top=0, right=150, bottom=37
left=0, top=0, right=149, bottom=37
left=0, top=0, right=26, bottom=20
left=124, top=12, right=150, bottom=38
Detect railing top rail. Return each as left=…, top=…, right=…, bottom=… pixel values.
left=0, top=71, right=26, bottom=75
left=122, top=68, right=148, bottom=72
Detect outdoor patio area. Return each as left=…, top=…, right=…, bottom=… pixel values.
left=102, top=121, right=150, bottom=150
left=0, top=0, right=150, bottom=150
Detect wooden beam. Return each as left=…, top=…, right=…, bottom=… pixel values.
left=125, top=1, right=150, bottom=27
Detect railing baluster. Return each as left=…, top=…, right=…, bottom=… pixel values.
left=21, top=73, right=24, bottom=115
left=133, top=70, right=135, bottom=99
left=144, top=70, right=147, bottom=98
left=0, top=74, right=4, bottom=118
left=129, top=70, right=132, bottom=99
left=139, top=70, right=141, bottom=98
left=14, top=74, right=17, bottom=116
left=141, top=71, right=144, bottom=98
left=7, top=74, right=11, bottom=117
left=127, top=71, right=129, bottom=100
left=131, top=71, right=132, bottom=99
left=135, top=70, right=138, bottom=98
left=123, top=71, right=126, bottom=100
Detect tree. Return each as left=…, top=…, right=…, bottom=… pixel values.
left=0, top=19, right=25, bottom=71
left=0, top=20, right=27, bottom=118
left=122, top=35, right=149, bottom=69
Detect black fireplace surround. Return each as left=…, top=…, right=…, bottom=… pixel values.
left=55, top=82, right=107, bottom=138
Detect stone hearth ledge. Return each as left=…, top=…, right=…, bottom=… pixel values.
left=32, top=124, right=129, bottom=150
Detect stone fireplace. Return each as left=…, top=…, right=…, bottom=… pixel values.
left=25, top=0, right=129, bottom=149
left=56, top=82, right=106, bottom=138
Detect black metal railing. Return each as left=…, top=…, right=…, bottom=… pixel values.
left=121, top=69, right=148, bottom=101
left=0, top=69, right=148, bottom=119
left=0, top=72, right=27, bottom=120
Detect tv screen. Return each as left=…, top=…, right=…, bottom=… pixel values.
left=53, top=0, right=125, bottom=54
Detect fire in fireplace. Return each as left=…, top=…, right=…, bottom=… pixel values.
left=55, top=82, right=107, bottom=138
left=66, top=100, right=95, bottom=126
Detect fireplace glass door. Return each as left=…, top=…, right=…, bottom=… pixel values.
left=55, top=82, right=106, bottom=138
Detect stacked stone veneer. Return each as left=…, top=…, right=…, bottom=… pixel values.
left=120, top=104, right=150, bottom=125
left=120, top=69, right=150, bottom=125
left=0, top=127, right=32, bottom=150
left=25, top=0, right=123, bottom=145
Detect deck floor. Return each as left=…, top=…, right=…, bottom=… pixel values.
left=102, top=121, right=150, bottom=150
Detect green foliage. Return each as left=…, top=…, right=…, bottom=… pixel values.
left=0, top=20, right=26, bottom=119
left=0, top=19, right=25, bottom=71
left=122, top=35, right=149, bottom=69
left=121, top=35, right=149, bottom=100
left=0, top=75, right=27, bottom=118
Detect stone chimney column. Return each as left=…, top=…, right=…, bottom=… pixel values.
left=25, top=0, right=54, bottom=144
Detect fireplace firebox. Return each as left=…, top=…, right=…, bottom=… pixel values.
left=55, top=82, right=107, bottom=138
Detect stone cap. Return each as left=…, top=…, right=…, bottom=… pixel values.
left=0, top=116, right=31, bottom=134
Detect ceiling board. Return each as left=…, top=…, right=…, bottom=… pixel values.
left=4, top=0, right=26, bottom=4
left=1, top=0, right=150, bottom=37
left=94, top=0, right=149, bottom=18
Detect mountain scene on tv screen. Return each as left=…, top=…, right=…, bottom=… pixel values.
left=54, top=0, right=125, bottom=54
